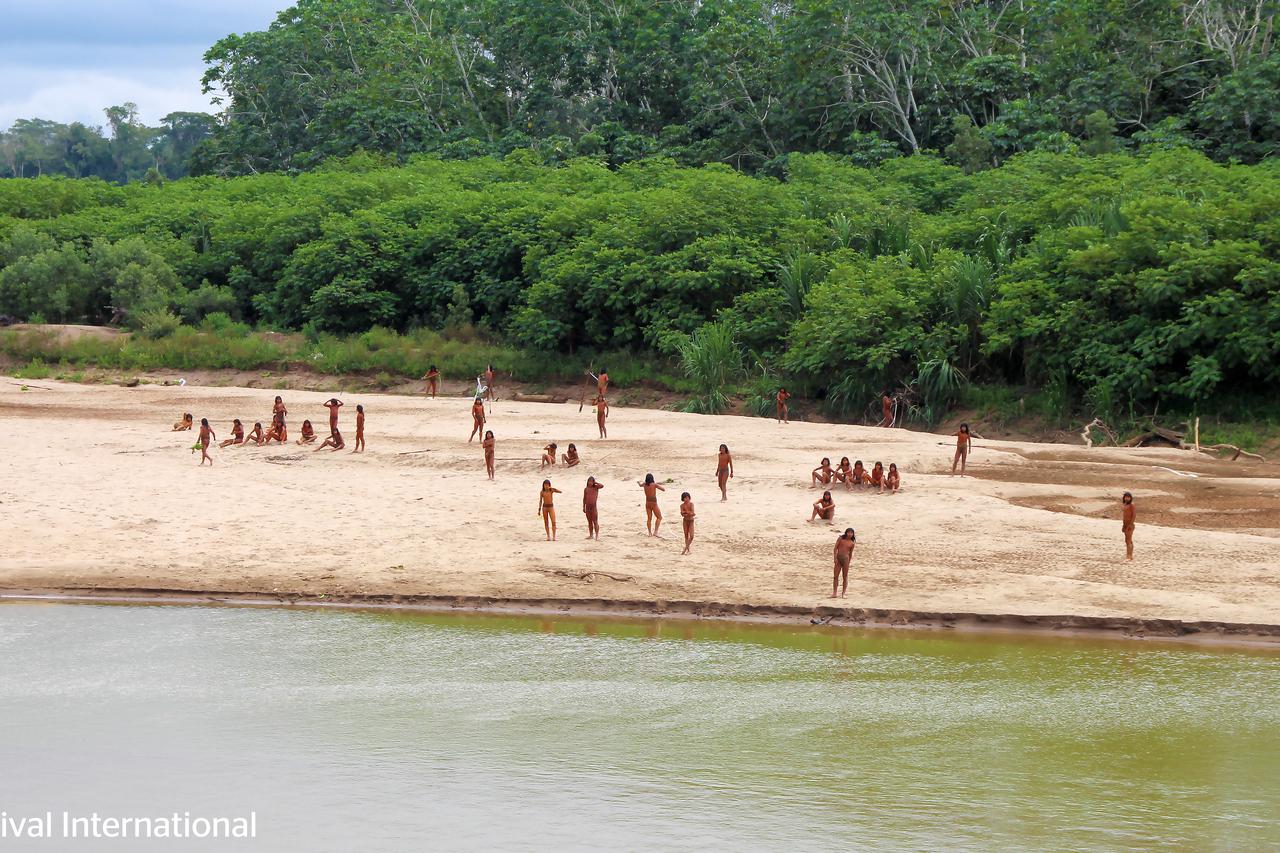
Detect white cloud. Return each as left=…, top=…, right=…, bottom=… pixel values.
left=0, top=66, right=218, bottom=130
left=0, top=0, right=285, bottom=129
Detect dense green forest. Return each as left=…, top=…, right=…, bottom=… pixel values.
left=192, top=0, right=1278, bottom=174
left=0, top=106, right=216, bottom=182
left=1, top=148, right=1277, bottom=419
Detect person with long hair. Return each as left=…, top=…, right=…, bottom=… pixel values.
left=537, top=479, right=562, bottom=541
left=638, top=473, right=665, bottom=537
left=716, top=444, right=734, bottom=501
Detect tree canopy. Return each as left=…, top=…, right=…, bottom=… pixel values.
left=2, top=147, right=1276, bottom=417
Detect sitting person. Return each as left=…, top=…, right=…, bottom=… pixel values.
left=809, top=490, right=836, bottom=523
left=541, top=442, right=558, bottom=469
left=870, top=461, right=885, bottom=491
left=834, top=456, right=854, bottom=489
left=218, top=418, right=244, bottom=448
left=811, top=457, right=835, bottom=488
left=885, top=462, right=901, bottom=493
left=561, top=443, right=580, bottom=467
left=851, top=460, right=868, bottom=487
left=172, top=413, right=193, bottom=431
left=296, top=419, right=317, bottom=445
left=245, top=421, right=265, bottom=446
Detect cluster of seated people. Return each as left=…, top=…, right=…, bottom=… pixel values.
left=808, top=457, right=901, bottom=523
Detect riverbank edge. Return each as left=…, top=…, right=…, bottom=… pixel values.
left=5, top=586, right=1280, bottom=649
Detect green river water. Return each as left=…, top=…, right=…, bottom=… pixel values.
left=0, top=602, right=1277, bottom=851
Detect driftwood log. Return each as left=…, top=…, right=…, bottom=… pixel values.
left=531, top=568, right=636, bottom=583
left=1079, top=418, right=1118, bottom=448
left=1116, top=422, right=1265, bottom=461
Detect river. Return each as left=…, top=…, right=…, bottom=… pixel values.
left=1, top=602, right=1277, bottom=851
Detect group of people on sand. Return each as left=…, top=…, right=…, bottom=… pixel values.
left=175, top=395, right=365, bottom=465
left=810, top=457, right=901, bottom=494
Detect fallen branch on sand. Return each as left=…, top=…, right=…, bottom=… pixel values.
left=1079, top=418, right=1117, bottom=448
left=6, top=381, right=51, bottom=390
left=396, top=449, right=436, bottom=456
left=531, top=568, right=636, bottom=584
left=1197, top=443, right=1266, bottom=462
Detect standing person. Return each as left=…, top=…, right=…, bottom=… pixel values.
left=537, top=479, right=562, bottom=541
left=468, top=396, right=486, bottom=442
left=482, top=430, right=495, bottom=480
left=351, top=404, right=365, bottom=453
left=832, top=529, right=856, bottom=598
left=1122, top=492, right=1136, bottom=561
left=596, top=369, right=610, bottom=399
left=422, top=365, right=440, bottom=399
left=716, top=444, right=734, bottom=501
left=595, top=395, right=609, bottom=439
left=879, top=392, right=894, bottom=428
left=679, top=492, right=696, bottom=555
left=219, top=418, right=244, bottom=448
left=483, top=364, right=497, bottom=401
left=583, top=476, right=604, bottom=540
left=638, top=473, right=665, bottom=537
left=196, top=418, right=216, bottom=466
left=951, top=423, right=981, bottom=476
left=776, top=387, right=791, bottom=424
left=323, top=398, right=344, bottom=440
left=272, top=395, right=288, bottom=442
left=809, top=490, right=836, bottom=523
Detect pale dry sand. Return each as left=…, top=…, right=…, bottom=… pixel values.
left=2, top=378, right=1279, bottom=626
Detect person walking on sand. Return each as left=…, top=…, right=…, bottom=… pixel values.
left=878, top=392, right=894, bottom=428
left=196, top=418, right=216, bottom=466
left=482, top=430, right=495, bottom=480
left=219, top=418, right=244, bottom=448
left=951, top=423, right=982, bottom=476
left=1122, top=492, right=1136, bottom=561
left=776, top=387, right=791, bottom=423
left=351, top=404, right=365, bottom=452
left=638, top=473, right=665, bottom=537
left=583, top=476, right=604, bottom=539
left=679, top=492, right=696, bottom=555
left=595, top=394, right=609, bottom=439
left=809, top=490, right=835, bottom=523
left=832, top=528, right=855, bottom=598
left=483, top=364, right=497, bottom=401
left=538, top=479, right=562, bottom=541
left=422, top=365, right=440, bottom=399
left=468, top=396, right=486, bottom=442
left=716, top=444, right=734, bottom=501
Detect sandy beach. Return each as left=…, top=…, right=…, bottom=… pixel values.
left=2, top=377, right=1279, bottom=631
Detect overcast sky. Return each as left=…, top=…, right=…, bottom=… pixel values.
left=0, top=0, right=287, bottom=130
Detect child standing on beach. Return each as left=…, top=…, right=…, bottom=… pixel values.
left=716, top=444, right=734, bottom=501
left=468, top=397, right=486, bottom=442
left=639, top=474, right=665, bottom=537
left=482, top=430, right=495, bottom=479
left=583, top=476, right=604, bottom=539
left=1122, top=492, right=1136, bottom=560
left=538, top=480, right=562, bottom=541
left=679, top=492, right=696, bottom=555
left=832, top=529, right=855, bottom=598
left=351, top=404, right=365, bottom=452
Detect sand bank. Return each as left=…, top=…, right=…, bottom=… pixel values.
left=2, top=378, right=1279, bottom=633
